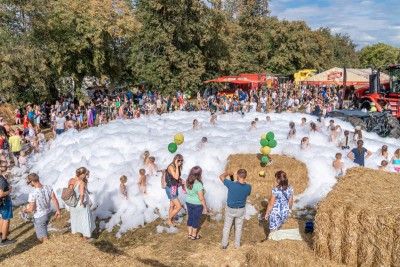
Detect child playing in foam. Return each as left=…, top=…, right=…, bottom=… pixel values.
left=142, top=151, right=150, bottom=166
left=146, top=157, right=158, bottom=176
left=332, top=153, right=344, bottom=178
left=300, top=137, right=310, bottom=150
left=120, top=175, right=128, bottom=199
left=19, top=150, right=27, bottom=169
left=379, top=160, right=389, bottom=171
left=249, top=121, right=257, bottom=131
left=287, top=122, right=296, bottom=139
left=137, top=169, right=147, bottom=195
left=196, top=137, right=208, bottom=151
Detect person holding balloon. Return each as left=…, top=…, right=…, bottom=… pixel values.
left=164, top=154, right=184, bottom=225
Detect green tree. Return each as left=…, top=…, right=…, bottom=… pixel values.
left=359, top=43, right=400, bottom=68
left=229, top=0, right=270, bottom=73
left=130, top=0, right=206, bottom=93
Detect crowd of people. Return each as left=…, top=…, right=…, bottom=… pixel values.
left=0, top=84, right=399, bottom=249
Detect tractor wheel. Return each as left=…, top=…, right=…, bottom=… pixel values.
left=388, top=117, right=400, bottom=139
left=345, top=116, right=368, bottom=131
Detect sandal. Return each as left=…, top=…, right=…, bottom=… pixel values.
left=189, top=235, right=202, bottom=240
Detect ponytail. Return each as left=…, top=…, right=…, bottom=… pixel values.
left=275, top=170, right=288, bottom=191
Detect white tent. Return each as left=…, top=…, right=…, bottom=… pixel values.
left=302, top=67, right=389, bottom=86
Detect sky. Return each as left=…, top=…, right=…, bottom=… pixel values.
left=269, top=0, right=400, bottom=49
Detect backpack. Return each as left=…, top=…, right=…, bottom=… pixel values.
left=161, top=170, right=167, bottom=189
left=61, top=181, right=81, bottom=207
left=1, top=139, right=9, bottom=150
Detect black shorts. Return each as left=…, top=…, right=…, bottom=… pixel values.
left=13, top=151, right=20, bottom=157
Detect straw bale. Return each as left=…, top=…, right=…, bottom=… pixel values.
left=314, top=167, right=400, bottom=266
left=225, top=154, right=309, bottom=199
left=245, top=240, right=343, bottom=267
left=1, top=235, right=144, bottom=267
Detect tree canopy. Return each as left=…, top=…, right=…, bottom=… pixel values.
left=1, top=0, right=395, bottom=103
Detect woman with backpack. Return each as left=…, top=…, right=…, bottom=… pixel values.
left=265, top=171, right=294, bottom=232
left=68, top=167, right=95, bottom=241
left=164, top=154, right=184, bottom=225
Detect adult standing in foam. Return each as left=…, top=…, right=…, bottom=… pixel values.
left=22, top=173, right=61, bottom=242
left=219, top=169, right=251, bottom=249
left=165, top=154, right=184, bottom=225
left=68, top=167, right=96, bottom=241
left=347, top=140, right=372, bottom=167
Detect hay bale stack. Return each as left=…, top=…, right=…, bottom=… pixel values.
left=245, top=240, right=343, bottom=267
left=225, top=154, right=308, bottom=198
left=1, top=235, right=144, bottom=267
left=314, top=167, right=400, bottom=266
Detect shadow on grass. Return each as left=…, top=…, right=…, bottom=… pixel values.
left=93, top=240, right=129, bottom=256
left=136, top=257, right=172, bottom=267
left=0, top=231, right=38, bottom=264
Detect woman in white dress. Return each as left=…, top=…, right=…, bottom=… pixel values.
left=68, top=167, right=95, bottom=241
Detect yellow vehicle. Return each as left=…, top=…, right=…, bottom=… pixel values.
left=294, top=69, right=317, bottom=86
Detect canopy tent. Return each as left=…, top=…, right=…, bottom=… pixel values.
left=301, top=67, right=389, bottom=86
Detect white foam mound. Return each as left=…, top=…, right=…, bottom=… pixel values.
left=13, top=111, right=399, bottom=236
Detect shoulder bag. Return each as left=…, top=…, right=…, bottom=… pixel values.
left=61, top=180, right=81, bottom=207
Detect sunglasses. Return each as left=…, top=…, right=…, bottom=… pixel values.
left=177, top=160, right=183, bottom=162
left=26, top=180, right=31, bottom=185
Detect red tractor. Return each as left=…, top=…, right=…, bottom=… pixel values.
left=330, top=65, right=400, bottom=138
left=355, top=64, right=400, bottom=118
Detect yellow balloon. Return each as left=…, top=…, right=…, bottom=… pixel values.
left=188, top=95, right=191, bottom=99
left=174, top=133, right=184, bottom=145
left=259, top=171, right=265, bottom=177
left=261, top=134, right=267, bottom=139
left=261, top=146, right=271, bottom=155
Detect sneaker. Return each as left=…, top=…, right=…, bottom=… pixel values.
left=0, top=239, right=17, bottom=247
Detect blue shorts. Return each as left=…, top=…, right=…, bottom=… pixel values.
left=165, top=186, right=179, bottom=200
left=56, top=129, right=64, bottom=135
left=0, top=200, right=13, bottom=220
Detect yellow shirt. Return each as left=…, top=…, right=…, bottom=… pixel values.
left=8, top=135, right=21, bottom=152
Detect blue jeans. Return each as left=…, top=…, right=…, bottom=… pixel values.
left=186, top=202, right=203, bottom=228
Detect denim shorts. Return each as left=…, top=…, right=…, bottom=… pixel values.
left=165, top=186, right=179, bottom=200
left=0, top=200, right=13, bottom=220
left=56, top=129, right=64, bottom=135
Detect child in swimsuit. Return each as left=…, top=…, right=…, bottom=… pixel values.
left=391, top=149, right=400, bottom=173
left=332, top=153, right=344, bottom=178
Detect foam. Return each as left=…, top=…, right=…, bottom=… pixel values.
left=12, top=111, right=400, bottom=236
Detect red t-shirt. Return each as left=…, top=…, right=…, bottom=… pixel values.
left=23, top=115, right=29, bottom=129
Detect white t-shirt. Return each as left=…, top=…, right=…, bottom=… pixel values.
left=56, top=117, right=66, bottom=130
left=28, top=185, right=53, bottom=218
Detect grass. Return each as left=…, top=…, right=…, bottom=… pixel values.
left=1, top=154, right=317, bottom=266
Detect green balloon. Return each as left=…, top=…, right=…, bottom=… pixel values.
left=260, top=139, right=269, bottom=147
left=268, top=139, right=277, bottom=148
left=134, top=104, right=137, bottom=108
left=266, top=132, right=275, bottom=141
left=168, top=143, right=178, bottom=153
left=261, top=156, right=269, bottom=163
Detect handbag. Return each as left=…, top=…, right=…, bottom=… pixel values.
left=61, top=181, right=81, bottom=207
